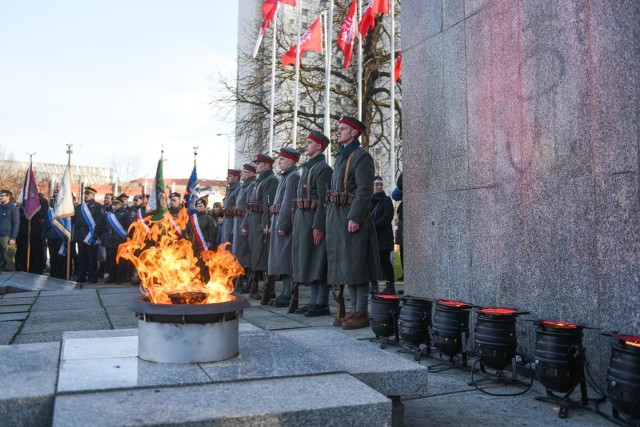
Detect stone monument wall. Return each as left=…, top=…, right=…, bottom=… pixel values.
left=401, top=0, right=640, bottom=376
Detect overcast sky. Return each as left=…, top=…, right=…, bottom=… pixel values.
left=0, top=0, right=238, bottom=180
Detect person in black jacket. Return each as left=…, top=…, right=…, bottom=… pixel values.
left=370, top=176, right=396, bottom=295
left=0, top=189, right=20, bottom=271
left=72, top=186, right=104, bottom=283
left=102, top=196, right=132, bottom=283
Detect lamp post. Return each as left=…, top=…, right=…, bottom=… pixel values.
left=216, top=133, right=233, bottom=170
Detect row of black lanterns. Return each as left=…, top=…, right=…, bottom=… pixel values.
left=369, top=295, right=640, bottom=423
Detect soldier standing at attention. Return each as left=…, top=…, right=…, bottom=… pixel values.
left=234, top=164, right=257, bottom=293
left=221, top=169, right=241, bottom=246
left=267, top=147, right=300, bottom=307
left=326, top=116, right=381, bottom=330
left=243, top=154, right=278, bottom=301
left=292, top=131, right=333, bottom=316
left=73, top=186, right=104, bottom=283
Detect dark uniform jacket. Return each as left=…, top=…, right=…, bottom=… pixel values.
left=72, top=200, right=104, bottom=244
left=369, top=191, right=394, bottom=252
left=242, top=169, right=277, bottom=271
left=232, top=176, right=255, bottom=268
left=292, top=154, right=332, bottom=283
left=267, top=166, right=299, bottom=276
left=325, top=139, right=381, bottom=285
left=102, top=207, right=132, bottom=249
left=0, top=202, right=20, bottom=239
left=222, top=182, right=240, bottom=244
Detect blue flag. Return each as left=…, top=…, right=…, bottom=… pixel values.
left=185, top=165, right=200, bottom=215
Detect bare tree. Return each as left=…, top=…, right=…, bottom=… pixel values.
left=213, top=0, right=402, bottom=172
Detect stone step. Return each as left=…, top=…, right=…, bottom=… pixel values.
left=52, top=374, right=391, bottom=427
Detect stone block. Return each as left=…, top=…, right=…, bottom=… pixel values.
left=402, top=0, right=442, bottom=46
left=31, top=294, right=101, bottom=311
left=443, top=0, right=464, bottom=30
left=446, top=191, right=471, bottom=302
left=465, top=0, right=488, bottom=18
left=0, top=342, right=59, bottom=427
left=0, top=304, right=30, bottom=313
left=0, top=297, right=35, bottom=306
left=279, top=329, right=429, bottom=397
left=21, top=308, right=111, bottom=334
left=2, top=272, right=75, bottom=292
left=53, top=374, right=391, bottom=427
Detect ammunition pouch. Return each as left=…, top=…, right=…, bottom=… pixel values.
left=326, top=191, right=355, bottom=207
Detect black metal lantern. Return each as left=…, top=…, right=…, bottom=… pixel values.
left=432, top=300, right=472, bottom=360
left=369, top=294, right=401, bottom=340
left=398, top=296, right=432, bottom=346
left=533, top=320, right=588, bottom=418
left=475, top=308, right=519, bottom=370
left=607, top=334, right=640, bottom=422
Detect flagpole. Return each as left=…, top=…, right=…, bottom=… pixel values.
left=390, top=0, right=395, bottom=184
left=292, top=0, right=303, bottom=146
left=323, top=1, right=334, bottom=165
left=269, top=5, right=279, bottom=155
left=65, top=145, right=73, bottom=280
left=357, top=0, right=362, bottom=121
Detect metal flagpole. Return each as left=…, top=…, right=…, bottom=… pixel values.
left=390, top=0, right=395, bottom=184
left=323, top=0, right=334, bottom=165
left=269, top=5, right=279, bottom=155
left=292, top=0, right=303, bottom=146
left=357, top=0, right=362, bottom=121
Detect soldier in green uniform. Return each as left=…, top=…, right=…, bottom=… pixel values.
left=233, top=164, right=257, bottom=292
left=221, top=169, right=241, bottom=246
left=267, top=147, right=301, bottom=307
left=292, top=131, right=333, bottom=316
left=242, top=154, right=278, bottom=301
left=326, top=116, right=381, bottom=330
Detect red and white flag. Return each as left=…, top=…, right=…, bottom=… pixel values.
left=337, top=0, right=358, bottom=69
left=252, top=0, right=297, bottom=58
left=394, top=51, right=402, bottom=83
left=359, top=0, right=390, bottom=39
left=282, top=17, right=323, bottom=67
left=22, top=162, right=41, bottom=220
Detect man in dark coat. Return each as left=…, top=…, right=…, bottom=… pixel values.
left=326, top=116, right=381, bottom=330
left=0, top=190, right=20, bottom=271
left=267, top=147, right=301, bottom=307
left=72, top=186, right=104, bottom=283
left=242, top=154, right=277, bottom=301
left=370, top=175, right=396, bottom=295
left=292, top=131, right=333, bottom=316
left=221, top=169, right=241, bottom=246
left=15, top=194, right=48, bottom=274
left=233, top=164, right=256, bottom=292
left=102, top=196, right=132, bottom=283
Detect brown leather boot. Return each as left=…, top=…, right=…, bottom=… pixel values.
left=342, top=312, right=370, bottom=330
left=333, top=309, right=356, bottom=327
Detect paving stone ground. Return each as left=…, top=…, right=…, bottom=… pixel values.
left=0, top=273, right=619, bottom=426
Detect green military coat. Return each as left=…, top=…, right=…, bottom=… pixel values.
left=232, top=176, right=255, bottom=268
left=292, top=154, right=332, bottom=283
left=267, top=166, right=299, bottom=276
left=221, top=181, right=240, bottom=245
left=242, top=169, right=277, bottom=271
left=325, top=140, right=381, bottom=285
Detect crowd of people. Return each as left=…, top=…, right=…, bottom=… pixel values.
left=0, top=115, right=403, bottom=331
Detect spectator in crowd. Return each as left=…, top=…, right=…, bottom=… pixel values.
left=370, top=176, right=396, bottom=295
left=0, top=190, right=20, bottom=271
left=391, top=173, right=403, bottom=280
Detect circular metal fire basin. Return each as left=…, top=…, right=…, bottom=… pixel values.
left=128, top=293, right=250, bottom=364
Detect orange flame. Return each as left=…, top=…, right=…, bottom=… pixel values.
left=117, top=211, right=244, bottom=304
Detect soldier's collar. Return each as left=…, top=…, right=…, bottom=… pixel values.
left=304, top=153, right=325, bottom=169
left=338, top=139, right=360, bottom=158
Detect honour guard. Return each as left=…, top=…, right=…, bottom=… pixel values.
left=233, top=164, right=257, bottom=292
left=292, top=131, right=333, bottom=316
left=326, top=116, right=381, bottom=329
left=221, top=169, right=241, bottom=246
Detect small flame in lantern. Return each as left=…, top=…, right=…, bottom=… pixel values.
left=117, top=211, right=243, bottom=304
left=541, top=320, right=578, bottom=329
left=619, top=335, right=640, bottom=348
left=480, top=307, right=517, bottom=315
left=437, top=299, right=471, bottom=308
left=374, top=294, right=400, bottom=300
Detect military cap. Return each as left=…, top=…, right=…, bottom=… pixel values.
left=339, top=116, right=366, bottom=134
left=243, top=163, right=256, bottom=173
left=0, top=189, right=13, bottom=196
left=278, top=147, right=301, bottom=162
left=83, top=186, right=97, bottom=195
left=133, top=195, right=142, bottom=201
left=227, top=168, right=241, bottom=177
left=118, top=192, right=129, bottom=199
left=169, top=192, right=181, bottom=199
left=253, top=153, right=275, bottom=165
left=307, top=130, right=330, bottom=150
left=113, top=196, right=125, bottom=204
